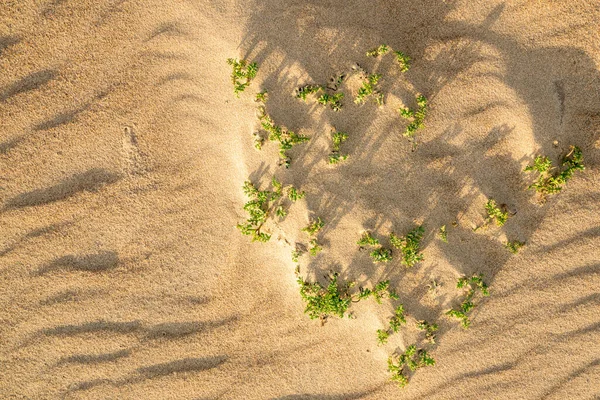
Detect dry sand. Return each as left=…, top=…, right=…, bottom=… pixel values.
left=1, top=0, right=600, bottom=399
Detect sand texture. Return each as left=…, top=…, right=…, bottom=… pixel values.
left=1, top=0, right=600, bottom=399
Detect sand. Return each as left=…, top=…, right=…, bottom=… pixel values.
left=1, top=0, right=599, bottom=399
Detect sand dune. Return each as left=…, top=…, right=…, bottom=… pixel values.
left=1, top=0, right=599, bottom=399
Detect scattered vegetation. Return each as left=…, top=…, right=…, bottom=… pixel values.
left=357, top=231, right=380, bottom=247
left=416, top=320, right=438, bottom=344
left=287, top=186, right=305, bottom=201
left=259, top=113, right=310, bottom=167
left=255, top=90, right=268, bottom=103
left=505, top=240, right=525, bottom=254
left=377, top=305, right=407, bottom=345
left=291, top=249, right=303, bottom=263
left=394, top=51, right=411, bottom=72
left=329, top=130, right=349, bottom=164
left=355, top=73, right=383, bottom=106
left=357, top=231, right=393, bottom=263
left=227, top=58, right=258, bottom=96
left=302, top=217, right=324, bottom=256
left=317, top=93, right=345, bottom=111
left=446, top=274, right=490, bottom=328
left=297, top=273, right=398, bottom=322
left=475, top=199, right=508, bottom=231
left=388, top=345, right=435, bottom=388
left=399, top=95, right=427, bottom=138
left=390, top=226, right=425, bottom=267
left=295, top=84, right=324, bottom=101
left=308, top=239, right=323, bottom=255
left=525, top=145, right=584, bottom=200
left=439, top=225, right=448, bottom=243
left=237, top=178, right=303, bottom=242
left=366, top=44, right=389, bottom=57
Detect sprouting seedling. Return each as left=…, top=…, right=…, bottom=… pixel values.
left=297, top=274, right=397, bottom=323
left=255, top=90, right=268, bottom=103
left=291, top=249, right=303, bottom=263
left=303, top=217, right=324, bottom=236
left=370, top=247, right=392, bottom=263
left=446, top=274, right=489, bottom=328
left=388, top=345, right=435, bottom=388
left=399, top=95, right=427, bottom=138
left=377, top=305, right=407, bottom=345
left=505, top=240, right=525, bottom=254
left=390, top=226, right=425, bottom=268
left=357, top=231, right=380, bottom=247
left=475, top=199, right=508, bottom=231
left=355, top=73, right=383, bottom=106
left=394, top=51, right=411, bottom=72
left=525, top=145, right=584, bottom=200
left=308, top=239, right=323, bottom=255
left=287, top=187, right=305, bottom=201
left=416, top=320, right=439, bottom=344
left=317, top=93, right=344, bottom=111
left=260, top=113, right=310, bottom=167
left=276, top=205, right=287, bottom=219
left=366, top=44, right=389, bottom=57
left=237, top=180, right=277, bottom=242
left=357, top=280, right=399, bottom=303
left=295, top=84, right=324, bottom=101
left=329, top=130, right=349, bottom=164
left=439, top=225, right=448, bottom=243
left=227, top=58, right=258, bottom=96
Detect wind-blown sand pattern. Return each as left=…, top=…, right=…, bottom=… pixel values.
left=1, top=1, right=599, bottom=399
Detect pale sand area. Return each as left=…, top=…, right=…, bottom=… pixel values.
left=1, top=1, right=599, bottom=399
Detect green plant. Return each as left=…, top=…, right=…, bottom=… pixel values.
left=260, top=113, right=310, bottom=167
left=303, top=217, right=324, bottom=236
left=370, top=247, right=393, bottom=263
left=357, top=231, right=380, bottom=247
left=446, top=274, right=489, bottom=328
left=525, top=145, right=584, bottom=200
left=308, top=239, right=323, bottom=255
left=366, top=44, right=389, bottom=57
left=388, top=345, right=435, bottom=388
left=287, top=186, right=305, bottom=201
left=390, top=226, right=425, bottom=267
left=317, top=93, right=344, bottom=111
left=505, top=240, right=525, bottom=254
left=295, top=84, right=324, bottom=101
left=358, top=280, right=399, bottom=303
left=328, top=130, right=349, bottom=164
left=255, top=90, right=268, bottom=103
left=416, top=320, right=438, bottom=344
left=276, top=205, right=287, bottom=219
left=399, top=95, right=427, bottom=138
left=486, top=199, right=508, bottom=226
left=439, top=225, right=448, bottom=243
left=394, top=51, right=411, bottom=72
left=377, top=305, right=407, bottom=345
left=354, top=73, right=382, bottom=105
left=291, top=249, right=303, bottom=263
left=227, top=58, right=258, bottom=96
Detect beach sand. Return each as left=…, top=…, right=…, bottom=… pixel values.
left=1, top=0, right=599, bottom=398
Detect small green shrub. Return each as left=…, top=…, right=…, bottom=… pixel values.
left=295, top=84, right=324, bottom=101
left=388, top=345, right=435, bottom=388
left=505, top=240, right=525, bottom=254
left=302, top=217, right=324, bottom=236
left=390, top=226, right=425, bottom=267
left=227, top=58, right=258, bottom=96
left=357, top=231, right=380, bottom=247
left=485, top=199, right=508, bottom=226
left=357, top=280, right=399, bottom=303
left=370, top=247, right=393, bottom=263
left=308, top=239, right=323, bottom=255
left=287, top=187, right=305, bottom=201
left=366, top=44, right=389, bottom=57
left=355, top=73, right=382, bottom=105
left=260, top=113, right=310, bottom=167
left=416, top=320, right=438, bottom=344
left=394, top=51, right=411, bottom=72
left=329, top=130, right=349, bottom=164
left=446, top=274, right=489, bottom=328
left=255, top=90, right=268, bottom=103
left=377, top=305, right=407, bottom=345
left=317, top=93, right=344, bottom=111
left=291, top=249, right=303, bottom=263
left=439, top=225, right=448, bottom=243
left=525, top=145, right=584, bottom=199
left=399, top=95, right=427, bottom=138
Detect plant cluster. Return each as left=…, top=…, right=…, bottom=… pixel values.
left=377, top=305, right=407, bottom=345
left=302, top=217, right=325, bottom=255
left=295, top=84, right=324, bottom=101
left=237, top=178, right=303, bottom=242
left=297, top=274, right=398, bottom=322
left=446, top=274, right=489, bottom=328
left=388, top=345, right=435, bottom=388
left=439, top=225, right=448, bottom=243
left=357, top=231, right=393, bottom=263
left=365, top=44, right=410, bottom=72
left=525, top=145, right=584, bottom=199
left=227, top=58, right=258, bottom=96
left=416, top=320, right=439, bottom=344
left=259, top=113, right=310, bottom=167
left=355, top=73, right=384, bottom=106
left=317, top=93, right=345, bottom=111
left=505, top=240, right=525, bottom=254
left=366, top=44, right=390, bottom=57
left=255, top=90, right=268, bottom=103
left=329, top=130, right=349, bottom=164
left=399, top=95, right=427, bottom=138
left=390, top=226, right=425, bottom=267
